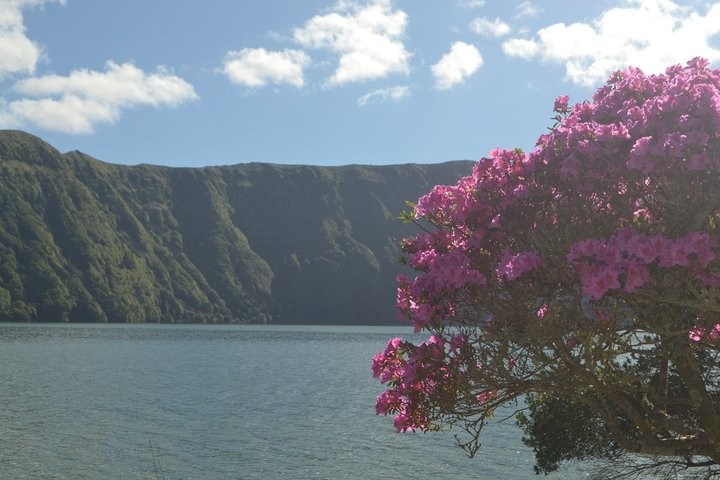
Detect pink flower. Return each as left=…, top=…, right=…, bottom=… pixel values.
left=393, top=411, right=412, bottom=432
left=662, top=241, right=692, bottom=267
left=689, top=328, right=705, bottom=342
left=567, top=239, right=601, bottom=261
left=623, top=262, right=650, bottom=293
left=581, top=266, right=621, bottom=300
left=513, top=183, right=531, bottom=199
left=413, top=304, right=434, bottom=332
left=553, top=95, right=569, bottom=113
left=496, top=250, right=543, bottom=282
left=476, top=390, right=499, bottom=405
left=376, top=390, right=401, bottom=415
left=689, top=324, right=720, bottom=343
left=627, top=136, right=656, bottom=171
left=634, top=235, right=670, bottom=264
left=560, top=154, right=582, bottom=178
left=710, top=324, right=720, bottom=342
left=684, top=232, right=717, bottom=267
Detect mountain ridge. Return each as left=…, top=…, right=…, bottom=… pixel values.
left=0, top=130, right=473, bottom=324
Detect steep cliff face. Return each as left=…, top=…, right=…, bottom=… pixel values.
left=0, top=130, right=473, bottom=324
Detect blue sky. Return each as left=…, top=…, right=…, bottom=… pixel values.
left=2, top=0, right=719, bottom=167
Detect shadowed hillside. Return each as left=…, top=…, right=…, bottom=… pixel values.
left=0, top=130, right=473, bottom=324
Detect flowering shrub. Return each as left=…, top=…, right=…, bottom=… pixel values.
left=373, top=58, right=720, bottom=473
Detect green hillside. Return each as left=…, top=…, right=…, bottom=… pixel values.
left=0, top=130, right=472, bottom=324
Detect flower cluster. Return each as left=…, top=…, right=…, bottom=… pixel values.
left=372, top=335, right=468, bottom=432
left=496, top=250, right=543, bottom=282
left=689, top=324, right=720, bottom=343
left=375, top=58, right=720, bottom=434
left=568, top=229, right=719, bottom=299
left=396, top=147, right=542, bottom=333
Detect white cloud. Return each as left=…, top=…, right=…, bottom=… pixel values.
left=502, top=38, right=539, bottom=58
left=4, top=61, right=198, bottom=134
left=502, top=0, right=720, bottom=87
left=293, top=0, right=410, bottom=86
left=357, top=85, right=409, bottom=106
left=431, top=42, right=483, bottom=90
left=7, top=96, right=116, bottom=134
left=0, top=0, right=64, bottom=78
left=459, top=0, right=486, bottom=8
left=470, top=17, right=511, bottom=37
left=515, top=1, right=542, bottom=18
left=220, top=48, right=310, bottom=88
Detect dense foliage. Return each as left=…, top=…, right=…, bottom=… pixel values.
left=374, top=59, right=720, bottom=476
left=0, top=130, right=470, bottom=323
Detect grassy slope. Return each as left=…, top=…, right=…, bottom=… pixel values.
left=0, top=130, right=472, bottom=324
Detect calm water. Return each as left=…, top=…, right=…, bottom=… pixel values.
left=0, top=324, right=588, bottom=479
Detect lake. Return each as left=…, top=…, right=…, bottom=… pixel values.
left=0, top=323, right=589, bottom=479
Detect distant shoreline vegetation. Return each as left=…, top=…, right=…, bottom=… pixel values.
left=0, top=130, right=471, bottom=325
